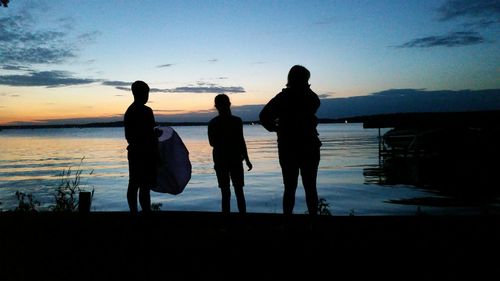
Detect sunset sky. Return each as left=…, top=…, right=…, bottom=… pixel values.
left=0, top=0, right=499, bottom=125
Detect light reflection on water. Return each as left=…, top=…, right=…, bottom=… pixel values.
left=0, top=124, right=497, bottom=214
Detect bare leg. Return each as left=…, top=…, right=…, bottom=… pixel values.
left=234, top=185, right=246, bottom=214
left=221, top=186, right=231, bottom=214
left=302, top=148, right=320, bottom=216
left=281, top=166, right=299, bottom=215
left=301, top=166, right=318, bottom=215
left=127, top=182, right=139, bottom=214
left=139, top=187, right=151, bottom=212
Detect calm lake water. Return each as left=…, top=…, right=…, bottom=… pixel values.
left=0, top=123, right=498, bottom=215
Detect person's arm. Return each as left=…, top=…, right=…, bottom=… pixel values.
left=124, top=108, right=139, bottom=146
left=124, top=112, right=131, bottom=143
left=239, top=119, right=252, bottom=171
left=147, top=107, right=158, bottom=142
left=259, top=96, right=279, bottom=132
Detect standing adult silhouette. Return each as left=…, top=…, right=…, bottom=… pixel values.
left=259, top=65, right=321, bottom=215
left=208, top=94, right=253, bottom=214
left=124, top=80, right=158, bottom=213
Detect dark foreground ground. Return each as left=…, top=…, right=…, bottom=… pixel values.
left=1, top=212, right=499, bottom=280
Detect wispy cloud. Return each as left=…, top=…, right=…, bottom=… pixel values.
left=396, top=31, right=485, bottom=48
left=0, top=10, right=99, bottom=66
left=318, top=92, right=335, bottom=99
left=0, top=93, right=19, bottom=97
left=395, top=0, right=498, bottom=49
left=1, top=65, right=31, bottom=71
left=102, top=80, right=132, bottom=87
left=103, top=80, right=245, bottom=94
left=157, top=63, right=174, bottom=68
left=155, top=109, right=186, bottom=114
left=162, top=86, right=245, bottom=94
left=437, top=0, right=500, bottom=22
left=0, top=70, right=98, bottom=87
left=208, top=58, right=219, bottom=63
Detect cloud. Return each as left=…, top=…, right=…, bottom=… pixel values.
left=437, top=0, right=500, bottom=22
left=208, top=58, right=219, bottom=63
left=102, top=81, right=132, bottom=87
left=318, top=92, right=335, bottom=99
left=463, top=19, right=500, bottom=28
left=166, top=86, right=245, bottom=94
left=0, top=70, right=98, bottom=87
left=104, top=80, right=245, bottom=94
left=1, top=65, right=31, bottom=71
left=395, top=1, right=498, bottom=49
left=316, top=88, right=500, bottom=119
left=0, top=10, right=98, bottom=66
left=0, top=93, right=18, bottom=97
left=155, top=109, right=186, bottom=114
left=396, top=31, right=485, bottom=48
left=157, top=63, right=174, bottom=68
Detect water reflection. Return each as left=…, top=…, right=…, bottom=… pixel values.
left=3, top=124, right=496, bottom=214
left=364, top=144, right=500, bottom=211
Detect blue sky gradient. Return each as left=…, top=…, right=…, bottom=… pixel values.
left=0, top=0, right=499, bottom=124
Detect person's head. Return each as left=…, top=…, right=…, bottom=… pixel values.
left=286, top=65, right=310, bottom=88
left=214, top=94, right=231, bottom=115
left=131, top=80, right=150, bottom=104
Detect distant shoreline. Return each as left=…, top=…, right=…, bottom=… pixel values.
left=2, top=110, right=499, bottom=130
left=0, top=118, right=350, bottom=130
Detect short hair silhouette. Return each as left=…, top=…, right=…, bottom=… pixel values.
left=214, top=94, right=231, bottom=111
left=287, top=65, right=310, bottom=87
left=132, top=80, right=149, bottom=100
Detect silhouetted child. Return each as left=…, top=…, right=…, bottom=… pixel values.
left=259, top=65, right=321, bottom=215
left=208, top=94, right=252, bottom=214
left=124, top=80, right=158, bottom=213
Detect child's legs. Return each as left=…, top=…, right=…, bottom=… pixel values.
left=300, top=148, right=320, bottom=215
left=139, top=187, right=151, bottom=212
left=230, top=163, right=246, bottom=214
left=127, top=181, right=139, bottom=213
left=216, top=168, right=231, bottom=213
left=281, top=165, right=299, bottom=215
left=233, top=185, right=246, bottom=214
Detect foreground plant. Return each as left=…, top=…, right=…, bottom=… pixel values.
left=151, top=202, right=162, bottom=211
left=51, top=158, right=94, bottom=212
left=318, top=198, right=332, bottom=216
left=305, top=198, right=332, bottom=215
left=15, top=191, right=40, bottom=212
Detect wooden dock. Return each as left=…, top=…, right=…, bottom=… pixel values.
left=360, top=111, right=500, bottom=188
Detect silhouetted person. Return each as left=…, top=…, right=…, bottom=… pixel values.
left=124, top=80, right=158, bottom=213
left=259, top=65, right=321, bottom=215
left=208, top=94, right=253, bottom=214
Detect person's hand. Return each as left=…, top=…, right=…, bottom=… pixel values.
left=246, top=160, right=253, bottom=171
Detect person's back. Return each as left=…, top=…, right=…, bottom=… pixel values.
left=209, top=114, right=247, bottom=167
left=208, top=94, right=252, bottom=214
left=259, top=65, right=321, bottom=215
left=124, top=80, right=157, bottom=213
left=124, top=102, right=157, bottom=154
left=263, top=86, right=320, bottom=147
